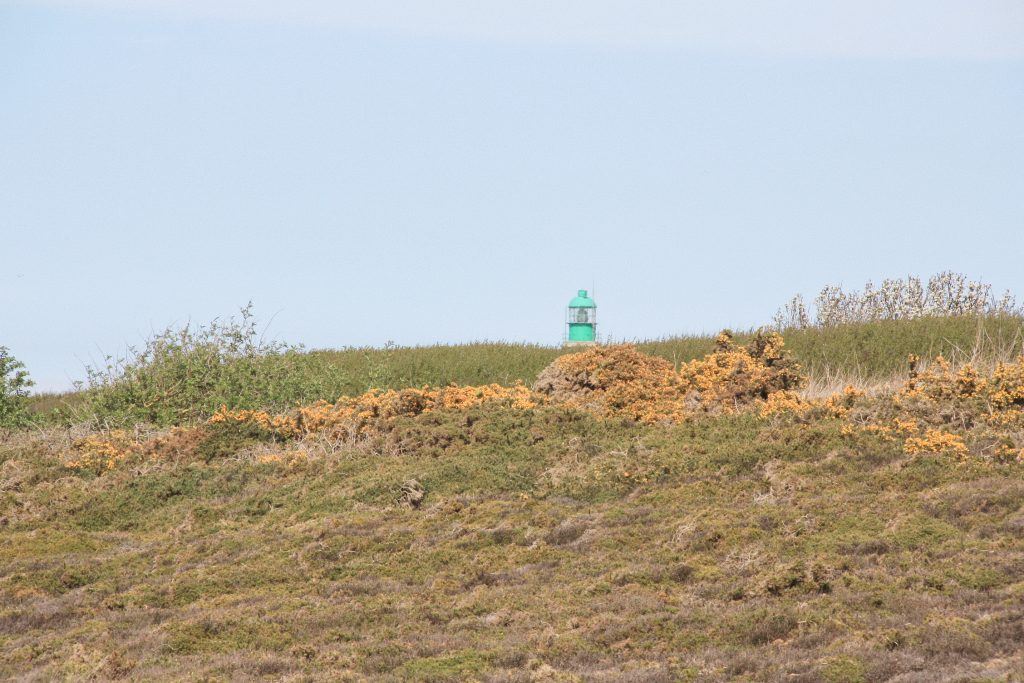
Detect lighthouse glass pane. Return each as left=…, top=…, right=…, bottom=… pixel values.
left=572, top=308, right=594, bottom=324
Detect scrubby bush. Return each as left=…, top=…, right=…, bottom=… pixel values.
left=532, top=343, right=680, bottom=421
left=680, top=330, right=805, bottom=407
left=533, top=331, right=804, bottom=422
left=0, top=346, right=34, bottom=428
left=757, top=350, right=1024, bottom=465
left=774, top=272, right=1021, bottom=330
left=869, top=354, right=1024, bottom=463
left=59, top=333, right=1024, bottom=478
left=77, top=304, right=348, bottom=426
left=209, top=382, right=538, bottom=442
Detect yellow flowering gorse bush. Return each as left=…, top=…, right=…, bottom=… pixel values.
left=903, top=429, right=970, bottom=459
left=62, top=333, right=1024, bottom=473
left=212, top=382, right=539, bottom=440
left=533, top=331, right=805, bottom=424
left=766, top=353, right=1024, bottom=464
left=63, top=430, right=138, bottom=473
left=678, top=331, right=805, bottom=412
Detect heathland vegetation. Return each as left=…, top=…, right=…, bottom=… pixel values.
left=2, top=274, right=1023, bottom=681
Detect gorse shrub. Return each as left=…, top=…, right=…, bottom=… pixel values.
left=0, top=346, right=34, bottom=428
left=61, top=335, right=1024, bottom=475
left=77, top=304, right=348, bottom=426
left=532, top=343, right=679, bottom=421
left=756, top=353, right=1024, bottom=465
left=63, top=429, right=138, bottom=475
left=867, top=354, right=1024, bottom=463
left=680, top=330, right=805, bottom=407
left=531, top=330, right=804, bottom=423
left=66, top=336, right=806, bottom=473
left=774, top=272, right=1021, bottom=330
left=61, top=384, right=540, bottom=471
left=212, top=382, right=538, bottom=439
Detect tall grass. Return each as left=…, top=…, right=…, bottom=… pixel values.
left=780, top=315, right=1024, bottom=377
left=315, top=315, right=1024, bottom=391
left=310, top=342, right=562, bottom=395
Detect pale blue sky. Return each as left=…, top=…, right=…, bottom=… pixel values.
left=2, top=1, right=1023, bottom=391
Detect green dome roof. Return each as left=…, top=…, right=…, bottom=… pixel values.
left=568, top=289, right=596, bottom=308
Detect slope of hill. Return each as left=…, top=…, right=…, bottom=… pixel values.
left=3, top=329, right=1023, bottom=681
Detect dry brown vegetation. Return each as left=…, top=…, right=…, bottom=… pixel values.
left=2, top=336, right=1023, bottom=681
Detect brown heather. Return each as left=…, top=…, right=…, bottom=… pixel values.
left=2, top=331, right=1023, bottom=681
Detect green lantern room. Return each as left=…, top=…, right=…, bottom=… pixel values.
left=565, top=289, right=597, bottom=346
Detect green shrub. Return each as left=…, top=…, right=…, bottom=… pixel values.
left=77, top=304, right=348, bottom=426
left=0, top=346, right=34, bottom=429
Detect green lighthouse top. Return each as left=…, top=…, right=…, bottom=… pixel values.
left=568, top=290, right=596, bottom=308
left=565, top=289, right=597, bottom=345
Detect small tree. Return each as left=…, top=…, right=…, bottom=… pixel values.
left=0, top=346, right=34, bottom=428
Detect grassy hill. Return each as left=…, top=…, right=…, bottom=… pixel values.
left=3, top=317, right=1024, bottom=681
left=3, top=405, right=1022, bottom=680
